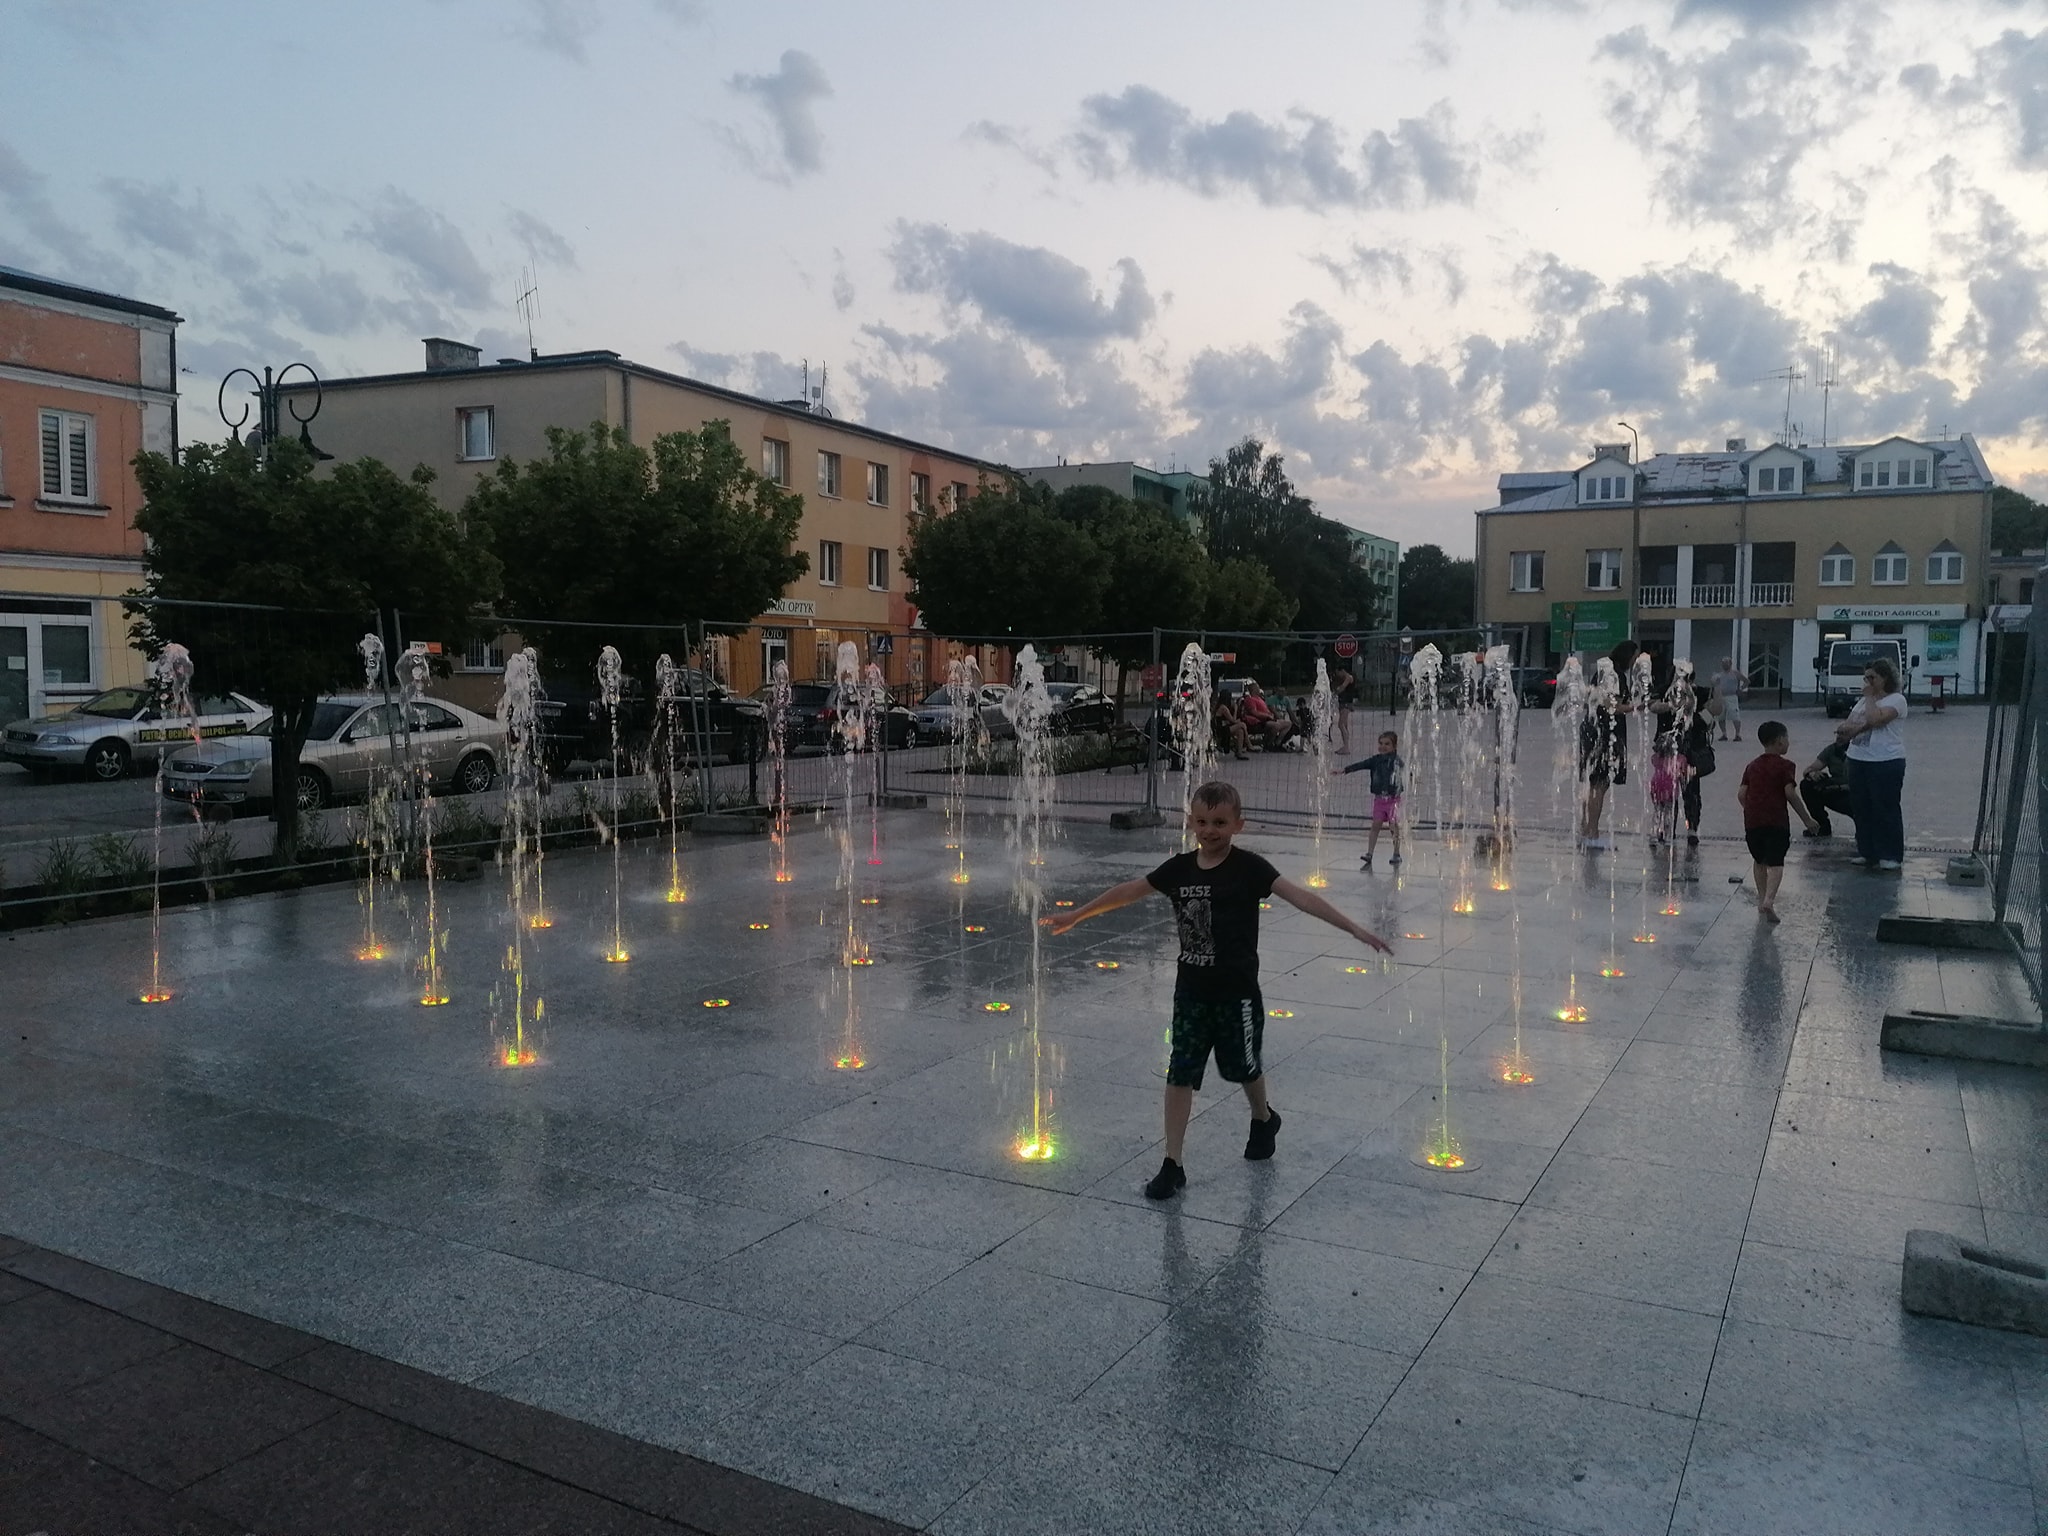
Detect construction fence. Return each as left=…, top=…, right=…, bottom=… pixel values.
left=1969, top=594, right=2048, bottom=1020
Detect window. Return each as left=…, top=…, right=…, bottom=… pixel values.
left=909, top=471, right=931, bottom=511
left=950, top=480, right=970, bottom=510
left=1757, top=465, right=1796, bottom=493
left=40, top=624, right=90, bottom=686
left=1585, top=549, right=1622, bottom=590
left=818, top=451, right=842, bottom=497
left=866, top=462, right=889, bottom=506
left=818, top=539, right=842, bottom=585
left=463, top=637, right=506, bottom=672
left=1927, top=542, right=1964, bottom=583
left=1509, top=551, right=1545, bottom=592
left=38, top=410, right=93, bottom=501
left=867, top=547, right=890, bottom=590
left=1819, top=545, right=1854, bottom=585
left=1582, top=472, right=1628, bottom=502
left=1872, top=542, right=1908, bottom=584
left=762, top=438, right=790, bottom=486
left=1912, top=457, right=1929, bottom=486
left=457, top=407, right=494, bottom=461
left=2021, top=577, right=2036, bottom=603
left=1876, top=460, right=1892, bottom=487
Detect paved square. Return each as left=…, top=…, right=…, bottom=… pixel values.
left=2, top=782, right=2045, bottom=1533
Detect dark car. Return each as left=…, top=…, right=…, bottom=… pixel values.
left=981, top=681, right=1114, bottom=740
left=539, top=667, right=764, bottom=770
left=1514, top=666, right=1558, bottom=708
left=752, top=681, right=913, bottom=753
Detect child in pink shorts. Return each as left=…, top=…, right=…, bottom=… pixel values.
left=1337, top=730, right=1404, bottom=868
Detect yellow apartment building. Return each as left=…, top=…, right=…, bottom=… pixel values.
left=281, top=340, right=1003, bottom=702
left=1474, top=433, right=1997, bottom=695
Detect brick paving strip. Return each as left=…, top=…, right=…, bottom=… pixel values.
left=0, top=1235, right=911, bottom=1536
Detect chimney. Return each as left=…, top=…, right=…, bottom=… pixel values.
left=1593, top=441, right=1631, bottom=463
left=423, top=337, right=481, bottom=373
left=1725, top=437, right=1747, bottom=452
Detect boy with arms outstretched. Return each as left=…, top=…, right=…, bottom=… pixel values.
left=1051, top=781, right=1393, bottom=1199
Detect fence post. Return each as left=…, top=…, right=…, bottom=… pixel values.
left=2033, top=585, right=2048, bottom=1027
left=1993, top=617, right=2037, bottom=927
left=1143, top=627, right=1160, bottom=816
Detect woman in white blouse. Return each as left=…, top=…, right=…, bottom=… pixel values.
left=1835, top=658, right=1908, bottom=869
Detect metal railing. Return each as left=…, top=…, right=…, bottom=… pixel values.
left=1972, top=587, right=2048, bottom=1021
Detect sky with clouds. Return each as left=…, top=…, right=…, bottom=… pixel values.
left=5, top=0, right=2045, bottom=553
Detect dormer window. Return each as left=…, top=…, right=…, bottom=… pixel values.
left=1859, top=453, right=1930, bottom=489
left=1926, top=540, right=1964, bottom=584
left=1754, top=464, right=1797, bottom=494
left=1872, top=541, right=1908, bottom=584
left=1819, top=544, right=1853, bottom=585
left=1581, top=471, right=1629, bottom=502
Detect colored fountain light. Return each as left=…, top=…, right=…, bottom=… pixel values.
left=1095, top=960, right=1120, bottom=970
left=1452, top=897, right=1476, bottom=914
left=1344, top=964, right=1373, bottom=974
left=605, top=947, right=631, bottom=963
left=1557, top=1003, right=1589, bottom=1022
left=1492, top=877, right=1512, bottom=892
left=667, top=887, right=688, bottom=904
left=849, top=956, right=875, bottom=966
left=528, top=915, right=554, bottom=929
left=138, top=988, right=173, bottom=1004
left=748, top=922, right=771, bottom=930
left=860, top=896, right=881, bottom=905
left=964, top=924, right=986, bottom=933
left=1305, top=874, right=1330, bottom=889
left=1501, top=1065, right=1535, bottom=1084
left=355, top=944, right=386, bottom=961
left=1269, top=1008, right=1295, bottom=1018
left=1598, top=964, right=1625, bottom=977
left=984, top=1001, right=1011, bottom=1012
left=702, top=998, right=731, bottom=1008
left=1014, top=1137, right=1057, bottom=1161
left=419, top=993, right=449, bottom=1007
left=1660, top=903, right=1682, bottom=916
left=774, top=870, right=795, bottom=883
left=950, top=871, right=971, bottom=884
left=1054, top=899, right=1075, bottom=907
left=1403, top=931, right=1428, bottom=940
left=500, top=1047, right=538, bottom=1067
left=834, top=1054, right=867, bottom=1070
left=1258, top=901, right=1272, bottom=910
left=1424, top=1150, right=1467, bottom=1169
left=1632, top=932, right=1657, bottom=943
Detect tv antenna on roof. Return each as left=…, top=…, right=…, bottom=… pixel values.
left=515, top=265, right=540, bottom=361
left=1817, top=346, right=1840, bottom=446
left=1758, top=364, right=1804, bottom=444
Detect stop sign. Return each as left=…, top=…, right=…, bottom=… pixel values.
left=1140, top=663, right=1165, bottom=691
left=1333, top=633, right=1359, bottom=659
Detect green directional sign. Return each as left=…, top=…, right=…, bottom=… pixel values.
left=1551, top=599, right=1629, bottom=653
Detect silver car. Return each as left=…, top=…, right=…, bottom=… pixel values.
left=2, top=685, right=266, bottom=781
left=910, top=683, right=1009, bottom=744
left=162, top=694, right=504, bottom=813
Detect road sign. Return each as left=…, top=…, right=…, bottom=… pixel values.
left=869, top=633, right=894, bottom=655
left=1140, top=663, right=1164, bottom=691
left=1333, top=633, right=1359, bottom=659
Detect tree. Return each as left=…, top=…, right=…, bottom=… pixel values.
left=131, top=439, right=499, bottom=864
left=1991, top=484, right=2048, bottom=555
left=1193, top=436, right=1383, bottom=636
left=1397, top=543, right=1475, bottom=632
left=463, top=421, right=808, bottom=679
left=902, top=476, right=1108, bottom=641
left=1204, top=557, right=1293, bottom=633
left=1044, top=483, right=1209, bottom=712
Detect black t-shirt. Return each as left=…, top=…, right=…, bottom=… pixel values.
left=1146, top=846, right=1281, bottom=1001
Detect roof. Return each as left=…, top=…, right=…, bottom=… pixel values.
left=0, top=264, right=181, bottom=323
left=1483, top=434, right=1993, bottom=513
left=281, top=351, right=1008, bottom=474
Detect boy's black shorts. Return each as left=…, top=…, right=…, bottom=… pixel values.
left=1745, top=826, right=1791, bottom=868
left=1166, top=995, right=1265, bottom=1090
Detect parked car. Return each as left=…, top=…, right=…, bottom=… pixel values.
left=827, top=683, right=915, bottom=749
left=753, top=681, right=913, bottom=752
left=909, top=683, right=1009, bottom=744
left=540, top=666, right=765, bottom=769
left=1513, top=666, right=1558, bottom=708
left=980, top=682, right=1112, bottom=741
left=161, top=695, right=505, bottom=813
left=2, top=686, right=267, bottom=782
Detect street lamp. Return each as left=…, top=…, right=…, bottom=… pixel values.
left=219, top=363, right=332, bottom=463
left=1617, top=420, right=1641, bottom=639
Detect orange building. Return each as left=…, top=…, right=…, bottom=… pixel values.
left=0, top=266, right=181, bottom=725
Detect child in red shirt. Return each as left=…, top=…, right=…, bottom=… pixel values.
left=1736, top=720, right=1820, bottom=923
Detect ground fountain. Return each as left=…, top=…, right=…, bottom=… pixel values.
left=1005, top=643, right=1059, bottom=1161
left=1305, top=658, right=1333, bottom=886
left=831, top=641, right=870, bottom=1070
left=768, top=658, right=793, bottom=884
left=1169, top=642, right=1214, bottom=849
left=352, top=633, right=393, bottom=962
left=398, top=643, right=448, bottom=1006
left=863, top=659, right=886, bottom=867
left=1549, top=656, right=1590, bottom=1021
left=140, top=642, right=200, bottom=1003
left=944, top=653, right=982, bottom=885
left=493, top=647, right=546, bottom=1065
left=655, top=655, right=688, bottom=904
left=1399, top=643, right=1467, bottom=1170
left=597, top=644, right=629, bottom=963
left=1587, top=656, right=1627, bottom=982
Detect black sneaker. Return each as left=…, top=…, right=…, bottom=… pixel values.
left=1687, top=833, right=1699, bottom=847
left=1389, top=854, right=1402, bottom=867
left=1244, top=1109, right=1282, bottom=1161
left=1360, top=854, right=1373, bottom=868
left=1143, top=1158, right=1186, bottom=1200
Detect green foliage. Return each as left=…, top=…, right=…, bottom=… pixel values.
left=189, top=822, right=239, bottom=892
left=1046, top=485, right=1209, bottom=668
left=36, top=838, right=91, bottom=898
left=1397, top=543, right=1476, bottom=632
left=464, top=420, right=808, bottom=677
left=1204, top=556, right=1294, bottom=632
left=429, top=797, right=495, bottom=853
left=1991, top=485, right=2048, bottom=555
left=130, top=438, right=499, bottom=865
left=88, top=833, right=151, bottom=889
left=903, top=477, right=1109, bottom=639
left=1193, top=437, right=1383, bottom=632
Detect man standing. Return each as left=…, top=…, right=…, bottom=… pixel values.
left=1711, top=657, right=1747, bottom=742
left=1331, top=665, right=1357, bottom=752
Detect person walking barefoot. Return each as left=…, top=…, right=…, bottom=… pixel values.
left=1051, top=780, right=1393, bottom=1199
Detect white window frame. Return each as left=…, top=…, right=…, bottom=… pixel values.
left=909, top=471, right=931, bottom=512
left=461, top=637, right=507, bottom=672
left=949, top=480, right=970, bottom=510
left=867, top=546, right=890, bottom=590
left=762, top=438, right=790, bottom=487
left=818, top=451, right=842, bottom=498
left=1912, top=458, right=1929, bottom=486
left=1819, top=551, right=1854, bottom=586
left=1509, top=551, right=1545, bottom=592
left=1585, top=548, right=1622, bottom=591
left=38, top=409, right=94, bottom=503
left=1872, top=547, right=1909, bottom=585
left=1926, top=550, right=1964, bottom=584
left=456, top=406, right=495, bottom=462
left=818, top=539, right=842, bottom=586
left=866, top=462, right=889, bottom=507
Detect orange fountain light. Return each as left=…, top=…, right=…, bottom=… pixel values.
left=1452, top=897, right=1476, bottom=914
left=983, top=1001, right=1012, bottom=1012
left=1556, top=1003, right=1589, bottom=1022
left=702, top=998, right=731, bottom=1008
left=604, top=947, right=631, bottom=963
left=748, top=922, right=771, bottom=930
left=528, top=915, right=554, bottom=929
left=964, top=923, right=986, bottom=932
left=1014, top=1137, right=1056, bottom=1161
left=1598, top=964, right=1625, bottom=977
left=1095, top=960, right=1120, bottom=970
left=420, top=994, right=449, bottom=1007
left=1632, top=932, right=1657, bottom=944
left=356, top=944, right=386, bottom=961
left=774, top=870, right=795, bottom=883
left=138, top=988, right=173, bottom=1004
left=500, top=1047, right=538, bottom=1067
left=1305, top=874, right=1330, bottom=889
left=1501, top=1065, right=1535, bottom=1084
left=834, top=1054, right=867, bottom=1070
left=667, top=887, right=688, bottom=903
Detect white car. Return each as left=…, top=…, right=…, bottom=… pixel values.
left=2, top=686, right=266, bottom=781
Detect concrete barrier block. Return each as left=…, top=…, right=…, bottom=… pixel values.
left=1875, top=914, right=2022, bottom=951
left=1901, top=1229, right=2048, bottom=1338
left=877, top=793, right=927, bottom=810
left=1880, top=1010, right=2048, bottom=1069
left=1947, top=855, right=1988, bottom=886
left=692, top=812, right=768, bottom=836
left=1110, top=807, right=1167, bottom=830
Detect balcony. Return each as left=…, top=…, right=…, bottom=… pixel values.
left=1691, top=583, right=1736, bottom=607
left=1638, top=585, right=1676, bottom=609
left=1748, top=582, right=1794, bottom=606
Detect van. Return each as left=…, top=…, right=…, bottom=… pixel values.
left=1814, top=638, right=1913, bottom=718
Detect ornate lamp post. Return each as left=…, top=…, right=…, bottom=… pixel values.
left=218, top=363, right=332, bottom=462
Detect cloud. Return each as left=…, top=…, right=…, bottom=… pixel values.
left=1517, top=253, right=1601, bottom=315
left=831, top=248, right=855, bottom=312
left=888, top=224, right=1154, bottom=343
left=508, top=209, right=577, bottom=269
left=1980, top=28, right=2048, bottom=165
left=964, top=120, right=1059, bottom=175
left=518, top=0, right=600, bottom=61
left=0, top=137, right=134, bottom=291
left=669, top=343, right=809, bottom=402
left=356, top=188, right=494, bottom=310
left=1598, top=27, right=1857, bottom=237
left=726, top=49, right=832, bottom=181
left=1070, top=86, right=1480, bottom=211
left=1312, top=245, right=1415, bottom=296
left=1842, top=263, right=1942, bottom=368
left=1672, top=0, right=1840, bottom=27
